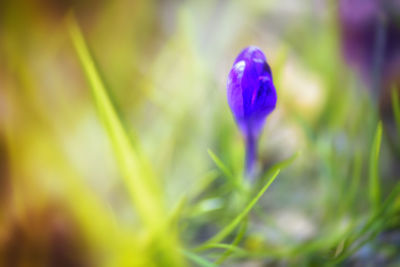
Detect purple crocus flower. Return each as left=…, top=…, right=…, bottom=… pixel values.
left=227, top=46, right=277, bottom=177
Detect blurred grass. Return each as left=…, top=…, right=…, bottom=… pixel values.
left=369, top=122, right=382, bottom=212
left=392, top=86, right=400, bottom=134
left=196, top=169, right=280, bottom=251
left=67, top=13, right=183, bottom=266
left=67, top=12, right=163, bottom=233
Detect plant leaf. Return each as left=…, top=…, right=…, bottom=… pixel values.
left=67, top=14, right=185, bottom=266
left=369, top=121, right=382, bottom=212
left=67, top=13, right=164, bottom=229
left=208, top=149, right=234, bottom=179
left=255, top=151, right=300, bottom=189
left=181, top=250, right=218, bottom=267
left=215, top=219, right=248, bottom=264
left=391, top=86, right=400, bottom=135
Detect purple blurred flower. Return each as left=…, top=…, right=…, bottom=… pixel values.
left=339, top=0, right=400, bottom=94
left=227, top=46, right=277, bottom=176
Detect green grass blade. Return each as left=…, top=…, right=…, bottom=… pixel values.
left=67, top=14, right=164, bottom=229
left=181, top=250, right=218, bottom=267
left=215, top=219, right=248, bottom=264
left=198, top=243, right=248, bottom=255
left=196, top=169, right=281, bottom=250
left=369, top=121, right=382, bottom=212
left=255, top=151, right=300, bottom=189
left=391, top=86, right=400, bottom=134
left=208, top=149, right=234, bottom=179
left=67, top=14, right=185, bottom=266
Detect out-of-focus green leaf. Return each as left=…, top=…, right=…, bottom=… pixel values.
left=208, top=149, right=234, bottom=179
left=67, top=13, right=183, bottom=266
left=391, top=86, right=400, bottom=135
left=197, top=243, right=248, bottom=256
left=215, top=219, right=248, bottom=264
left=181, top=250, right=218, bottom=267
left=369, top=121, right=382, bottom=212
left=67, top=12, right=162, bottom=230
left=255, top=151, right=300, bottom=189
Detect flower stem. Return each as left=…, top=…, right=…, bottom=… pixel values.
left=245, top=133, right=257, bottom=180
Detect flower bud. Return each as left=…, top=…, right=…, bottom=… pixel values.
left=227, top=46, right=277, bottom=176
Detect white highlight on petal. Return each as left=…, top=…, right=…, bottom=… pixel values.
left=253, top=58, right=264, bottom=64
left=233, top=60, right=245, bottom=72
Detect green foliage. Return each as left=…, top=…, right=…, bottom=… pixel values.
left=67, top=14, right=183, bottom=266
left=369, top=122, right=382, bottom=212
left=392, top=86, right=400, bottom=135
left=181, top=250, right=218, bottom=267
left=196, top=169, right=281, bottom=251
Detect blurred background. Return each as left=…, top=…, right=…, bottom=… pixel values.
left=1, top=0, right=400, bottom=266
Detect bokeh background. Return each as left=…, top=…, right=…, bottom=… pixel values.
left=1, top=0, right=400, bottom=266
